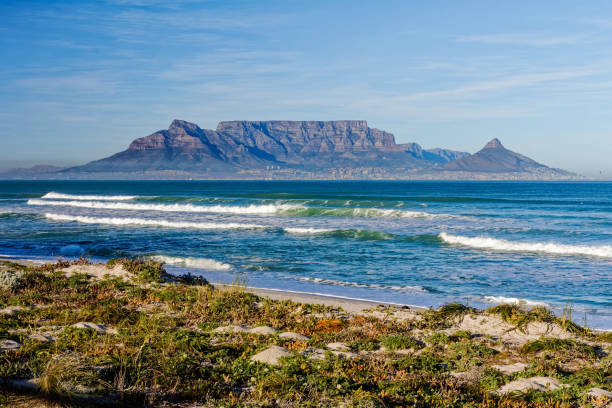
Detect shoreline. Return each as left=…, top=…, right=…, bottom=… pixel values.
left=1, top=256, right=611, bottom=407
left=216, top=283, right=428, bottom=314
left=3, top=254, right=610, bottom=330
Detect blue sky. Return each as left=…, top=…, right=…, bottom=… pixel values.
left=1, top=0, right=612, bottom=176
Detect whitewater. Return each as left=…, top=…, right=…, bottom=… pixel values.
left=1, top=181, right=611, bottom=329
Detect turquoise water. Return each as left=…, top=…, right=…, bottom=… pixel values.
left=1, top=180, right=611, bottom=329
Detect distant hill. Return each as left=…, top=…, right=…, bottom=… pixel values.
left=2, top=120, right=579, bottom=180
left=444, top=138, right=546, bottom=172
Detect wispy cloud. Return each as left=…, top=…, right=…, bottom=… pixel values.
left=456, top=33, right=586, bottom=46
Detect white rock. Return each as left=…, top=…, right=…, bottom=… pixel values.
left=0, top=306, right=26, bottom=315
left=247, top=326, right=277, bottom=335
left=326, top=342, right=350, bottom=351
left=302, top=347, right=326, bottom=360
left=28, top=333, right=53, bottom=343
left=0, top=339, right=22, bottom=351
left=492, top=362, right=528, bottom=375
left=213, top=325, right=247, bottom=333
left=278, top=331, right=310, bottom=341
left=330, top=350, right=358, bottom=359
left=72, top=322, right=117, bottom=335
left=251, top=346, right=291, bottom=365
left=587, top=387, right=612, bottom=400
left=496, top=377, right=563, bottom=395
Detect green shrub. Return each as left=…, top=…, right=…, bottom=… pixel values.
left=381, top=335, right=423, bottom=351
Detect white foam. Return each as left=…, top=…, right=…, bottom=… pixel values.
left=41, top=192, right=138, bottom=201
left=150, top=255, right=232, bottom=271
left=297, top=276, right=428, bottom=293
left=44, top=213, right=266, bottom=230
left=29, top=199, right=296, bottom=215
left=284, top=227, right=333, bottom=234
left=483, top=296, right=549, bottom=308
left=439, top=232, right=612, bottom=258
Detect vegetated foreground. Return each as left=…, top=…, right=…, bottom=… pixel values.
left=0, top=259, right=610, bottom=407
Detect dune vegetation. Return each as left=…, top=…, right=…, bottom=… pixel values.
left=0, top=259, right=610, bottom=407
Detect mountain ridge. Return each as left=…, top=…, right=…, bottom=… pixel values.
left=2, top=119, right=580, bottom=180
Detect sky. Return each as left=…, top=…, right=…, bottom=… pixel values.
left=1, top=1, right=612, bottom=177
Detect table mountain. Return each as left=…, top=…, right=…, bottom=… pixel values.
left=28, top=119, right=576, bottom=179
left=70, top=120, right=468, bottom=173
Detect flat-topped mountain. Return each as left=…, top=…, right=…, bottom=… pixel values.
left=6, top=119, right=577, bottom=179
left=71, top=120, right=470, bottom=173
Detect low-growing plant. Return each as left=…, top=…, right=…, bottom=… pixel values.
left=381, top=335, right=423, bottom=351
left=0, top=268, right=26, bottom=291
left=520, top=337, right=598, bottom=357
left=107, top=258, right=165, bottom=283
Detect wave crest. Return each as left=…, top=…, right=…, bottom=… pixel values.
left=439, top=232, right=612, bottom=258
left=30, top=199, right=295, bottom=214
left=483, top=295, right=549, bottom=308
left=42, top=192, right=138, bottom=201
left=150, top=255, right=232, bottom=271
left=297, top=277, right=429, bottom=293
left=44, top=213, right=266, bottom=230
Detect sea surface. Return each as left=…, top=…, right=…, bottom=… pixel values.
left=1, top=180, right=611, bottom=329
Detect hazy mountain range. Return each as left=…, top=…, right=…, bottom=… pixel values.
left=1, top=120, right=578, bottom=180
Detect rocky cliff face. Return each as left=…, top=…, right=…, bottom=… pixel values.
left=74, top=120, right=465, bottom=173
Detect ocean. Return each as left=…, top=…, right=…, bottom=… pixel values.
left=1, top=180, right=610, bottom=329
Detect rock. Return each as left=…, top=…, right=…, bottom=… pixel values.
left=72, top=322, right=117, bottom=335
left=8, top=378, right=39, bottom=390
left=492, top=362, right=528, bottom=375
left=587, top=387, right=612, bottom=401
left=302, top=347, right=326, bottom=360
left=28, top=333, right=53, bottom=343
left=0, top=339, right=22, bottom=351
left=213, top=325, right=247, bottom=333
left=326, top=342, right=350, bottom=351
left=247, top=326, right=277, bottom=335
left=496, top=377, right=564, bottom=395
left=278, top=331, right=310, bottom=341
left=330, top=350, right=358, bottom=359
left=0, top=305, right=26, bottom=315
left=250, top=346, right=291, bottom=366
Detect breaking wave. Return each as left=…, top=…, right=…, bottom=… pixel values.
left=149, top=255, right=232, bottom=271
left=44, top=213, right=266, bottom=230
left=284, top=227, right=334, bottom=234
left=297, top=277, right=429, bottom=293
left=280, top=206, right=462, bottom=219
left=30, top=199, right=296, bottom=214
left=482, top=295, right=549, bottom=308
left=439, top=232, right=612, bottom=258
left=30, top=198, right=461, bottom=219
left=41, top=192, right=138, bottom=201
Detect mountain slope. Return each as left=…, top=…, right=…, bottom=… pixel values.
left=443, top=138, right=546, bottom=172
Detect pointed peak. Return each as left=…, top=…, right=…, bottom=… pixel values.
left=483, top=138, right=504, bottom=150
